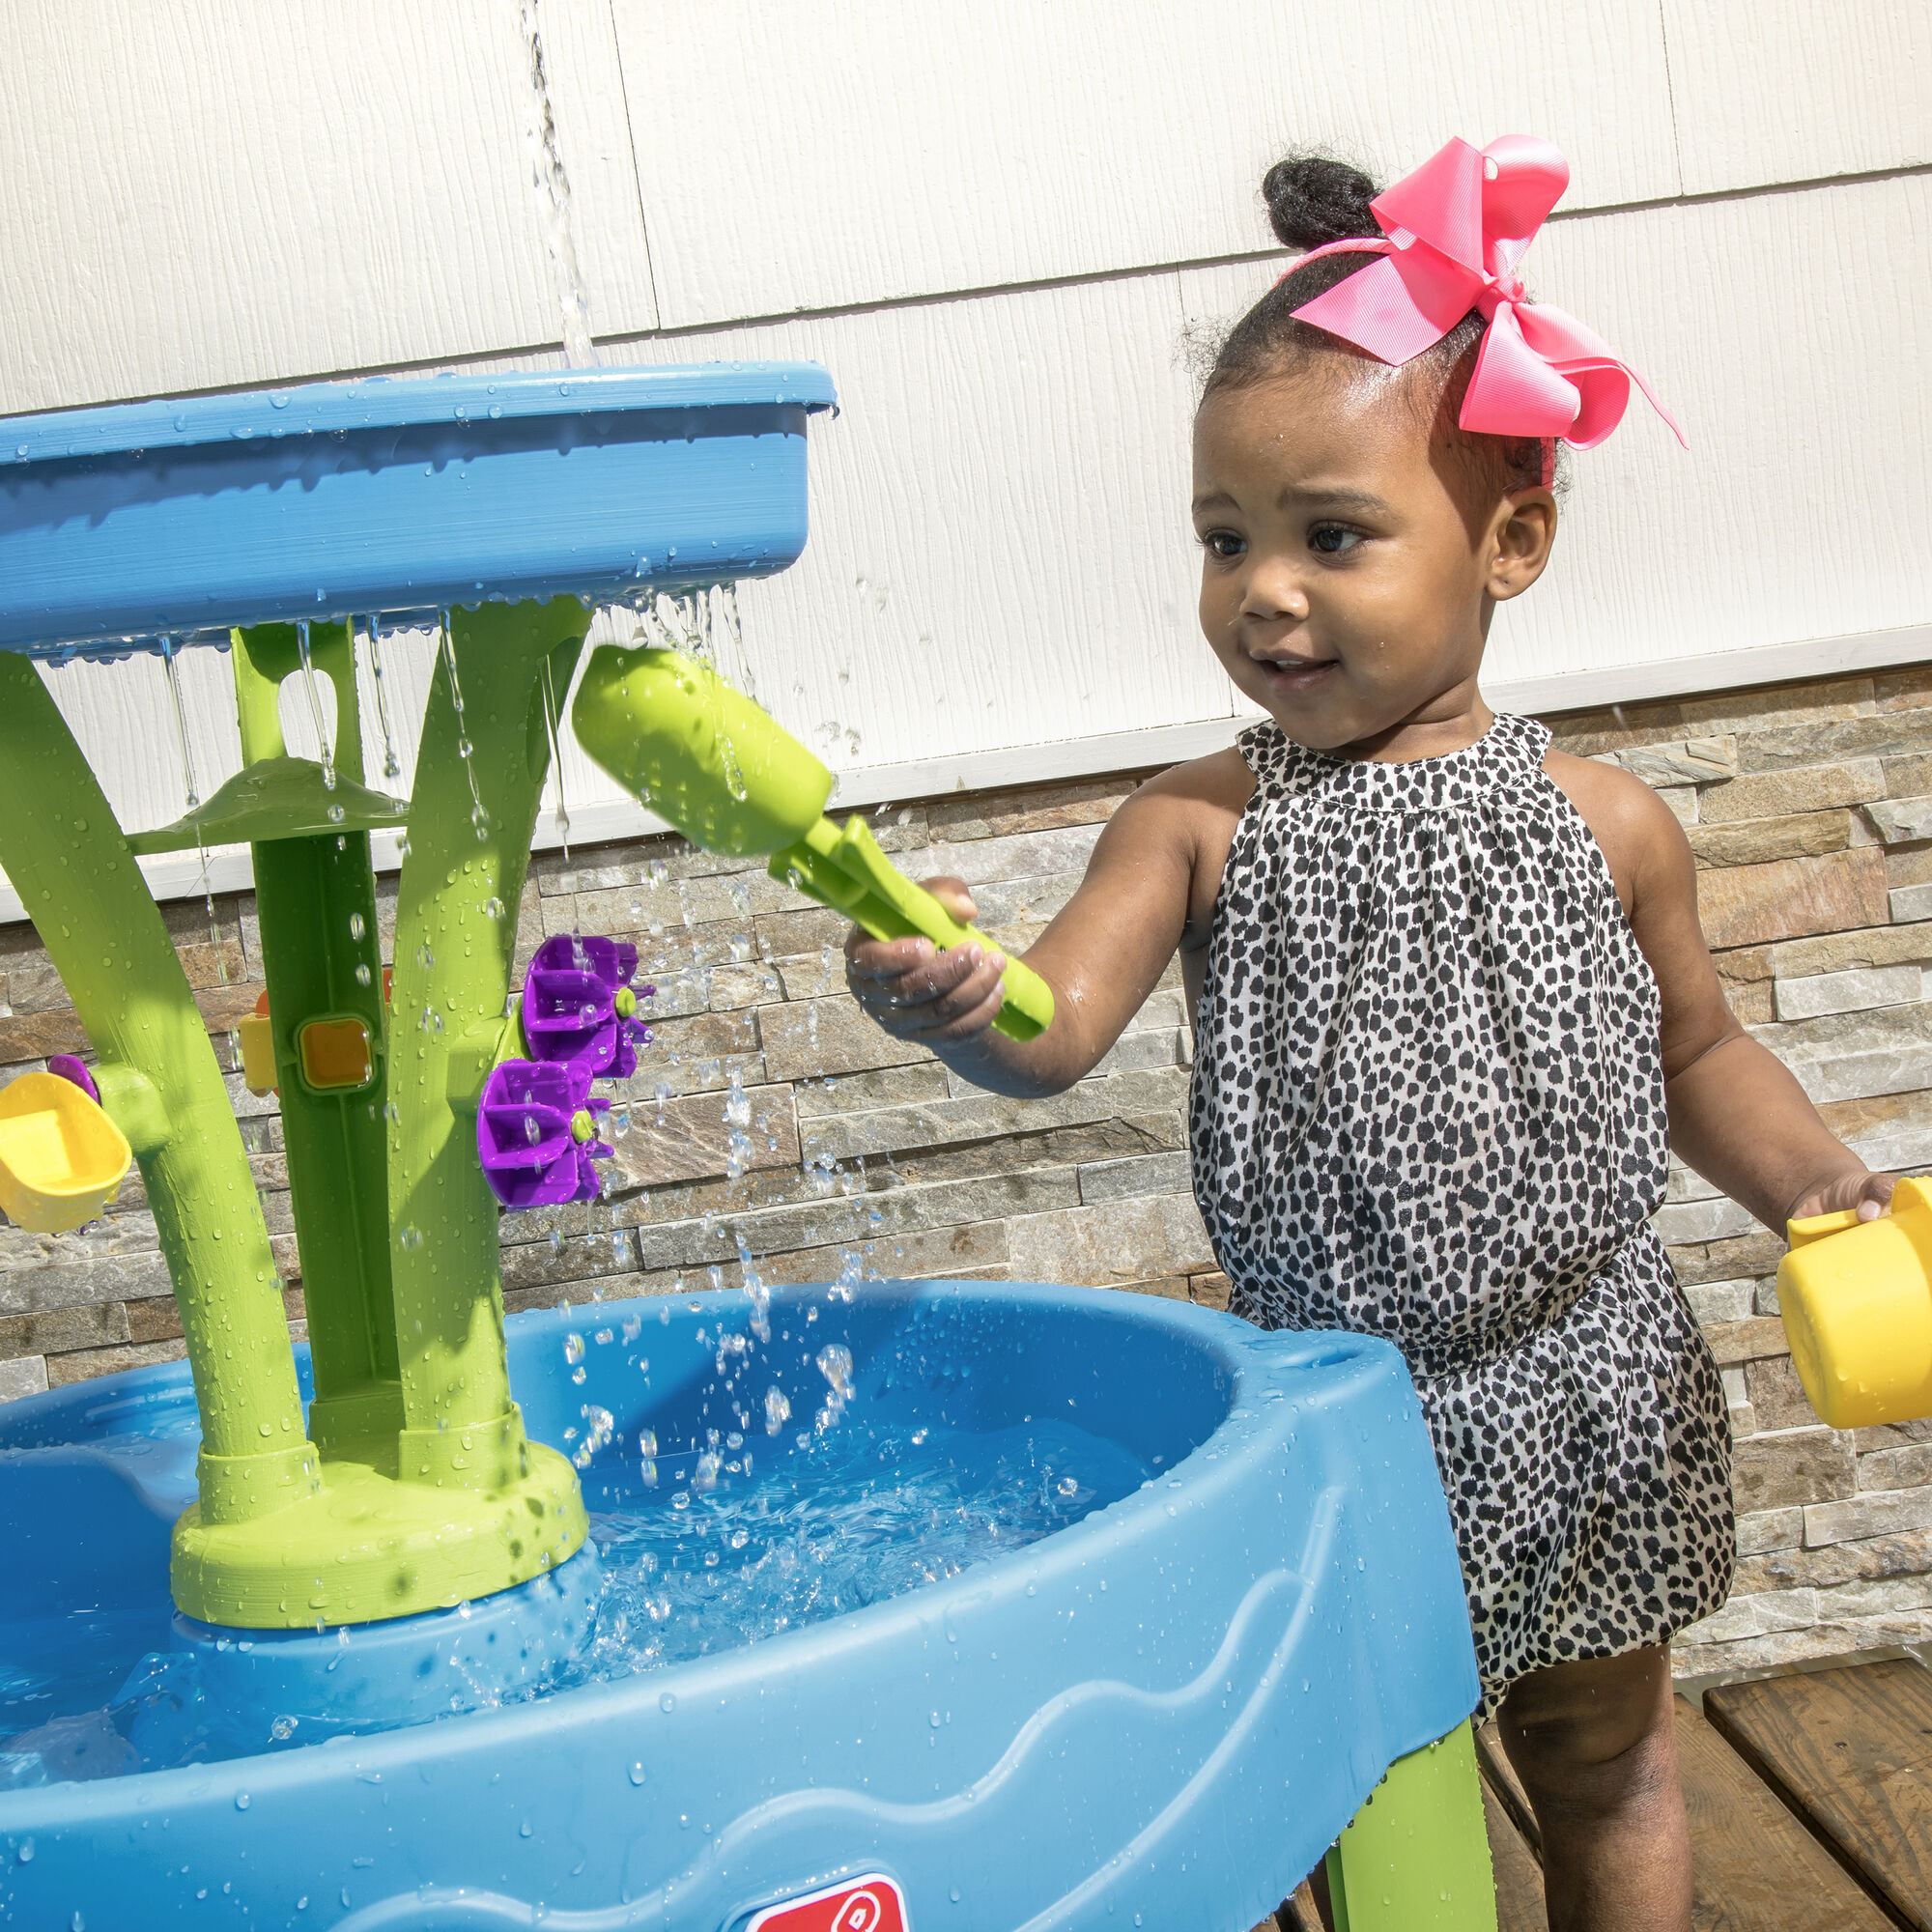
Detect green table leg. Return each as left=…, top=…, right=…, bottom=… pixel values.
left=0, top=655, right=320, bottom=1552
left=1325, top=1720, right=1498, bottom=1931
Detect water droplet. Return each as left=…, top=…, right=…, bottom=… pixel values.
left=235, top=1792, right=250, bottom=1810
left=628, top=1761, right=646, bottom=1785
left=659, top=1691, right=676, bottom=1714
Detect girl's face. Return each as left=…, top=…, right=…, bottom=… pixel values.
left=1191, top=362, right=1555, bottom=757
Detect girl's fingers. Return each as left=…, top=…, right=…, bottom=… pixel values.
left=846, top=940, right=1008, bottom=1037
left=1856, top=1171, right=1899, bottom=1221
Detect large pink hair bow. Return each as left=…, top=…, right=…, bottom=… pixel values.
left=1288, top=134, right=1685, bottom=450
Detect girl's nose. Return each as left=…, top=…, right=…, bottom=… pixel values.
left=1239, top=561, right=1309, bottom=624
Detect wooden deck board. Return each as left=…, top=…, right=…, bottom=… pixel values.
left=1482, top=1777, right=1550, bottom=1931
left=1705, top=1659, right=1932, bottom=1931
left=1676, top=1693, right=1896, bottom=1929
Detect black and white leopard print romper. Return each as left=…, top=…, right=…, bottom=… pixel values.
left=1189, top=713, right=1734, bottom=1715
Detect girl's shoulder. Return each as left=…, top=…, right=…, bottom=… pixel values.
left=1541, top=745, right=1692, bottom=916
left=1109, top=747, right=1257, bottom=949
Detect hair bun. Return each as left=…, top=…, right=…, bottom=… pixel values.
left=1261, top=155, right=1380, bottom=252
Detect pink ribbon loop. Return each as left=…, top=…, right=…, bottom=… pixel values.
left=1284, top=135, right=1685, bottom=451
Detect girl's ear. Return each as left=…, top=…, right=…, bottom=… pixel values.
left=1488, top=490, right=1558, bottom=602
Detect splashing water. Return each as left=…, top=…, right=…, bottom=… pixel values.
left=560, top=1409, right=1148, bottom=1680
left=814, top=1344, right=854, bottom=1431
left=514, top=0, right=598, bottom=368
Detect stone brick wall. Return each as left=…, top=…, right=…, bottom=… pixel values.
left=6, top=663, right=1932, bottom=1682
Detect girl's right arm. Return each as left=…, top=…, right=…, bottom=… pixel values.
left=842, top=750, right=1252, bottom=1098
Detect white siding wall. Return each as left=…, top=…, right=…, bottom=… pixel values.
left=2, top=0, right=1927, bottom=894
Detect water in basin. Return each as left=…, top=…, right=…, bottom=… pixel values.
left=0, top=1319, right=1153, bottom=1786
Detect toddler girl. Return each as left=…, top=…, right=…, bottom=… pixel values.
left=844, top=136, right=1892, bottom=1930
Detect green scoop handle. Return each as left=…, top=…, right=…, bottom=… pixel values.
left=572, top=645, right=1053, bottom=1042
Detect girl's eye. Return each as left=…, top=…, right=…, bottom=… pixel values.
left=1310, top=525, right=1363, bottom=555
left=1201, top=530, right=1245, bottom=560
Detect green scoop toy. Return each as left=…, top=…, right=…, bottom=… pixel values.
left=572, top=645, right=1054, bottom=1042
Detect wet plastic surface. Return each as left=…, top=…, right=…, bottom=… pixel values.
left=0, top=1279, right=1478, bottom=1930
left=0, top=364, right=837, bottom=654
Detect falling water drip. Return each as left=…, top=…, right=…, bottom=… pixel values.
left=440, top=611, right=491, bottom=841
left=540, top=657, right=571, bottom=864
left=362, top=616, right=404, bottom=781
left=158, top=639, right=199, bottom=813
left=295, top=621, right=337, bottom=792
left=515, top=0, right=599, bottom=368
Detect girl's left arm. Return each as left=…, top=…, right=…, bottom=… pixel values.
left=1557, top=756, right=1893, bottom=1232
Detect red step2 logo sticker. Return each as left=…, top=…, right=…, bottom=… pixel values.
left=747, top=1873, right=909, bottom=1932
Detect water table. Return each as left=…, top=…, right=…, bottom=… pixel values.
left=0, top=366, right=1495, bottom=1929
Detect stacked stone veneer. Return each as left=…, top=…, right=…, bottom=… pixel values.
left=6, top=665, right=1932, bottom=1682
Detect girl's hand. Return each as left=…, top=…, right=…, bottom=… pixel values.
left=844, top=877, right=1009, bottom=1044
left=1788, top=1168, right=1899, bottom=1226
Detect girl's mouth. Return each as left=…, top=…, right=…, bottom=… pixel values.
left=1251, top=654, right=1337, bottom=692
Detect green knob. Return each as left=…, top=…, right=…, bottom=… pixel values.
left=569, top=1109, right=597, bottom=1145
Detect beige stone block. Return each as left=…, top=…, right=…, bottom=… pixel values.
left=1731, top=1428, right=1855, bottom=1513
left=1889, top=843, right=1932, bottom=889
left=45, top=1339, right=187, bottom=1386
left=1688, top=810, right=1852, bottom=871
left=792, top=1063, right=952, bottom=1119
left=1877, top=668, right=1932, bottom=711
left=1657, top=786, right=1697, bottom=826
left=1006, top=1194, right=1214, bottom=1288
left=1891, top=883, right=1932, bottom=923
left=1652, top=1197, right=1761, bottom=1246
left=1694, top=847, right=1889, bottom=951
left=1189, top=1271, right=1233, bottom=1311
left=1804, top=1481, right=1932, bottom=1547
left=1858, top=1442, right=1932, bottom=1492
left=1734, top=1526, right=1932, bottom=1594
left=1744, top=1354, right=1821, bottom=1433
left=963, top=870, right=1086, bottom=932
left=1852, top=1417, right=1932, bottom=1452
left=759, top=997, right=935, bottom=1084
left=1865, top=795, right=1932, bottom=843
left=1683, top=1277, right=1754, bottom=1324
left=630, top=1010, right=762, bottom=1095
left=1774, top=962, right=1922, bottom=1021
left=926, top=776, right=1139, bottom=844
left=0, top=1354, right=47, bottom=1400
left=1597, top=736, right=1738, bottom=785
left=1702, top=1316, right=1793, bottom=1368
left=1737, top=714, right=1932, bottom=773
left=1695, top=760, right=1886, bottom=826
left=760, top=1219, right=1009, bottom=1286
left=1666, top=1231, right=1787, bottom=1286
left=1078, top=1150, right=1192, bottom=1206
left=1678, top=1588, right=1819, bottom=1645
left=0, top=1247, right=175, bottom=1318
left=1734, top=1506, right=1804, bottom=1556
left=0, top=1302, right=128, bottom=1357
left=1672, top=1619, right=1892, bottom=1678
left=603, top=1083, right=800, bottom=1190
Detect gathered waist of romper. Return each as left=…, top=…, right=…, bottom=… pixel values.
left=1225, top=1223, right=1666, bottom=1381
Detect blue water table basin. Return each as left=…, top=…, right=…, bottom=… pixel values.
left=0, top=1280, right=1483, bottom=1930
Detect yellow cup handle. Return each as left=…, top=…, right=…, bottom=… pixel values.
left=1787, top=1205, right=1866, bottom=1248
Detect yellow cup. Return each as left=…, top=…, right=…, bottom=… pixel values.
left=1779, top=1176, right=1932, bottom=1429
left=0, top=1069, right=133, bottom=1235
